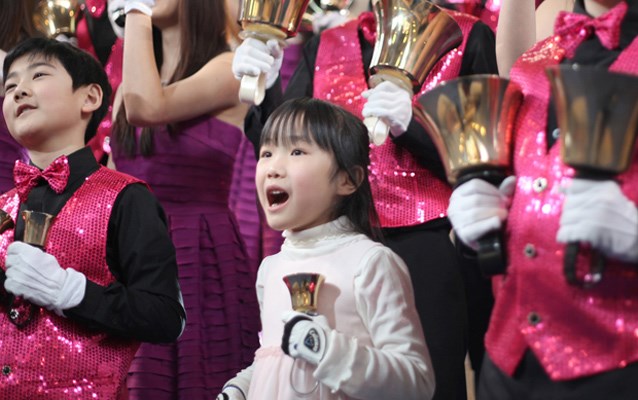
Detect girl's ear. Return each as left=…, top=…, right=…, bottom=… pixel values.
left=336, top=166, right=364, bottom=196
left=81, top=83, right=104, bottom=114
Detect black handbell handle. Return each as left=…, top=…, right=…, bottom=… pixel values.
left=476, top=231, right=507, bottom=277
left=456, top=168, right=509, bottom=278
left=564, top=242, right=605, bottom=288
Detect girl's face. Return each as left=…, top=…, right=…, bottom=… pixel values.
left=256, top=134, right=354, bottom=232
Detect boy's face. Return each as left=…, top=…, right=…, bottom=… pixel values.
left=2, top=55, right=89, bottom=150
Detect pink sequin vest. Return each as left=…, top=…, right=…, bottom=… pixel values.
left=0, top=167, right=142, bottom=399
left=486, top=22, right=638, bottom=379
left=314, top=11, right=477, bottom=228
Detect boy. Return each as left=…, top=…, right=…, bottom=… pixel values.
left=0, top=37, right=185, bottom=398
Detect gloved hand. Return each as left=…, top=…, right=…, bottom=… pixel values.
left=281, top=310, right=331, bottom=365
left=4, top=242, right=87, bottom=317
left=124, top=0, right=155, bottom=16
left=362, top=80, right=413, bottom=136
left=55, top=34, right=78, bottom=47
left=312, top=10, right=350, bottom=34
left=447, top=176, right=517, bottom=250
left=108, top=0, right=127, bottom=38
left=557, top=178, right=638, bottom=263
left=232, top=37, right=283, bottom=90
left=216, top=385, right=246, bottom=400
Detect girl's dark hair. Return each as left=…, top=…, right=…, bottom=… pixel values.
left=261, top=98, right=382, bottom=241
left=0, top=0, right=38, bottom=51
left=112, top=0, right=230, bottom=157
left=3, top=37, right=112, bottom=144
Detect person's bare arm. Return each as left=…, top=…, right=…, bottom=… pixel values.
left=121, top=12, right=240, bottom=126
left=496, top=0, right=536, bottom=78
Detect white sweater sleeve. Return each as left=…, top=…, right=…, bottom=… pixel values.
left=313, top=246, right=435, bottom=400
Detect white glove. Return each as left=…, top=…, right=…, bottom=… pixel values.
left=312, top=11, right=350, bottom=34
left=362, top=80, right=413, bottom=136
left=108, top=0, right=127, bottom=38
left=281, top=310, right=331, bottom=365
left=55, top=34, right=78, bottom=47
left=557, top=179, right=638, bottom=263
left=232, top=37, right=283, bottom=90
left=4, top=242, right=87, bottom=317
left=216, top=385, right=246, bottom=400
left=448, top=176, right=517, bottom=250
left=124, top=0, right=155, bottom=16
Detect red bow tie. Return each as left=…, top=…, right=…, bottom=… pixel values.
left=13, top=156, right=70, bottom=202
left=554, top=2, right=627, bottom=58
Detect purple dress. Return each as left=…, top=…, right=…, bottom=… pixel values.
left=0, top=97, right=27, bottom=194
left=112, top=116, right=260, bottom=399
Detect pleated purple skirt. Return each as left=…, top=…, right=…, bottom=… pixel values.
left=112, top=116, right=261, bottom=398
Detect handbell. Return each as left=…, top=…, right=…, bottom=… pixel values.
left=22, top=210, right=55, bottom=249
left=546, top=64, right=638, bottom=288
left=283, top=272, right=325, bottom=315
left=414, top=75, right=522, bottom=276
left=547, top=65, right=638, bottom=178
left=364, top=0, right=463, bottom=145
left=414, top=75, right=521, bottom=186
left=33, top=0, right=80, bottom=38
left=238, top=0, right=311, bottom=105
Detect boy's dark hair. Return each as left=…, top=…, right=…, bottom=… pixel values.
left=3, top=37, right=112, bottom=144
left=261, top=97, right=383, bottom=241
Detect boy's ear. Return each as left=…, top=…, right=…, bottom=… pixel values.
left=336, top=166, right=364, bottom=196
left=80, top=83, right=103, bottom=114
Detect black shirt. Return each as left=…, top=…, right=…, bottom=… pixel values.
left=245, top=17, right=499, bottom=183
left=15, top=147, right=185, bottom=343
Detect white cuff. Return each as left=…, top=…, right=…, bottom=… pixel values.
left=125, top=2, right=153, bottom=16
left=54, top=268, right=87, bottom=317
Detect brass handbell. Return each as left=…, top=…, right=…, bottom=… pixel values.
left=238, top=0, right=311, bottom=105
left=22, top=210, right=55, bottom=249
left=414, top=75, right=522, bottom=276
left=283, top=272, right=325, bottom=315
left=283, top=272, right=325, bottom=395
left=364, top=0, right=463, bottom=145
left=546, top=64, right=638, bottom=288
left=33, top=0, right=80, bottom=38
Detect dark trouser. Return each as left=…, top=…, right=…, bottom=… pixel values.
left=479, top=350, right=638, bottom=400
left=383, top=220, right=469, bottom=400
left=458, top=248, right=493, bottom=389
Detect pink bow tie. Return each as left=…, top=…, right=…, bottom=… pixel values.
left=13, top=156, right=70, bottom=202
left=554, top=2, right=627, bottom=58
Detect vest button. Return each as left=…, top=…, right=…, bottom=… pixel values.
left=552, top=128, right=560, bottom=140
left=524, top=243, right=537, bottom=258
left=9, top=309, right=19, bottom=320
left=532, top=177, right=548, bottom=193
left=527, top=312, right=541, bottom=326
left=1, top=365, right=10, bottom=376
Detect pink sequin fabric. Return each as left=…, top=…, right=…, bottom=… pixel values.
left=314, top=11, right=478, bottom=228
left=0, top=167, right=141, bottom=399
left=486, top=4, right=638, bottom=380
left=76, top=17, right=124, bottom=163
